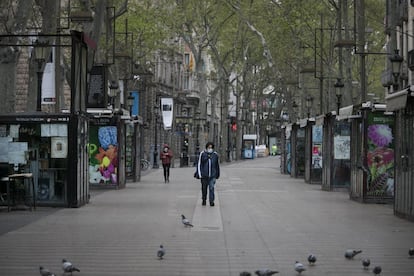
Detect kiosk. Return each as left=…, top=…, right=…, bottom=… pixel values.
left=242, top=134, right=257, bottom=159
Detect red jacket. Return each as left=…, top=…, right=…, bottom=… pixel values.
left=160, top=144, right=173, bottom=165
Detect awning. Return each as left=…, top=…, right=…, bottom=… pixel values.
left=336, top=105, right=354, bottom=120
left=385, top=88, right=409, bottom=111
left=315, top=114, right=325, bottom=125
left=299, top=118, right=308, bottom=127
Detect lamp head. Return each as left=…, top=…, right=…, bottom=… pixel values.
left=334, top=78, right=344, bottom=97
left=389, top=49, right=403, bottom=77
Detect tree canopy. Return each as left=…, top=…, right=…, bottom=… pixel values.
left=0, top=0, right=386, bottom=116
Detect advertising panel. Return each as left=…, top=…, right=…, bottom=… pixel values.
left=366, top=113, right=394, bottom=197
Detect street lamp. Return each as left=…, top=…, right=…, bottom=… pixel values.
left=334, top=78, right=344, bottom=114
left=389, top=49, right=403, bottom=91
left=305, top=96, right=313, bottom=118
left=153, top=101, right=160, bottom=169
left=226, top=115, right=231, bottom=162
left=281, top=111, right=289, bottom=121
left=194, top=111, right=201, bottom=160
left=34, top=39, right=49, bottom=112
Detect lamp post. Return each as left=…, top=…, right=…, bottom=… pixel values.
left=281, top=111, right=289, bottom=122
left=194, top=111, right=201, bottom=161
left=334, top=78, right=344, bottom=114
left=153, top=101, right=160, bottom=169
left=389, top=49, right=403, bottom=91
left=34, top=39, right=49, bottom=112
left=226, top=115, right=231, bottom=162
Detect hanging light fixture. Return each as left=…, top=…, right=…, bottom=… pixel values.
left=34, top=38, right=49, bottom=111
left=334, top=78, right=344, bottom=113
left=389, top=49, right=403, bottom=90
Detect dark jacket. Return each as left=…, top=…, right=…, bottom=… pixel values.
left=195, top=150, right=220, bottom=179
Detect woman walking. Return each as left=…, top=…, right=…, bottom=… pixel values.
left=160, top=144, right=173, bottom=183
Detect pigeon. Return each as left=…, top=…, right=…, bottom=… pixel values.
left=344, top=249, right=362, bottom=259
left=307, top=254, right=317, bottom=265
left=62, top=259, right=80, bottom=275
left=409, top=248, right=414, bottom=257
left=157, top=244, right=165, bottom=259
left=254, top=269, right=279, bottom=275
left=294, top=261, right=306, bottom=274
left=181, top=214, right=193, bottom=227
left=362, top=258, right=370, bottom=269
left=240, top=272, right=252, bottom=276
left=372, top=265, right=382, bottom=275
left=39, top=266, right=56, bottom=276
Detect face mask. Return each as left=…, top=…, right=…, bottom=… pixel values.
left=207, top=148, right=213, bottom=153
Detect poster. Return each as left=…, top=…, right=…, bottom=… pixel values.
left=334, top=136, right=350, bottom=159
left=312, top=144, right=322, bottom=168
left=88, top=125, right=118, bottom=185
left=51, top=137, right=68, bottom=158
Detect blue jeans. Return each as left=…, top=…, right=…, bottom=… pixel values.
left=201, top=177, right=216, bottom=203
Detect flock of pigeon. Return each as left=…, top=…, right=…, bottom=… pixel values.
left=237, top=248, right=414, bottom=275
left=161, top=215, right=414, bottom=275
left=38, top=214, right=414, bottom=275
left=39, top=259, right=80, bottom=276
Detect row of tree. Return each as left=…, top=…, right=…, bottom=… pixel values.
left=0, top=0, right=386, bottom=118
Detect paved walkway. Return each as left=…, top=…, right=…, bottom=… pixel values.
left=0, top=156, right=414, bottom=275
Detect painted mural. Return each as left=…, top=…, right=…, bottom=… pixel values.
left=88, top=125, right=118, bottom=185
left=366, top=113, right=394, bottom=197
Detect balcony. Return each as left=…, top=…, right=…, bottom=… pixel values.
left=185, top=90, right=200, bottom=104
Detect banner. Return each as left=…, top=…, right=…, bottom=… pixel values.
left=130, top=91, right=139, bottom=116
left=42, top=47, right=55, bottom=104
left=161, top=97, right=173, bottom=130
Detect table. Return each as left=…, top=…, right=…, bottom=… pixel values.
left=0, top=173, right=35, bottom=212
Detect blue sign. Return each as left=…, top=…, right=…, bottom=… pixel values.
left=130, top=91, right=139, bottom=116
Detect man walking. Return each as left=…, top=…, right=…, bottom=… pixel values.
left=194, top=142, right=220, bottom=206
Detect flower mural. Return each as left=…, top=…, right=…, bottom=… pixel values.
left=89, top=126, right=118, bottom=185
left=367, top=124, right=393, bottom=147
left=366, top=117, right=394, bottom=197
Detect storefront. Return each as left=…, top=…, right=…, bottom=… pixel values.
left=386, top=89, right=414, bottom=221
left=280, top=124, right=292, bottom=174
left=302, top=118, right=323, bottom=184
left=242, top=134, right=257, bottom=159
left=349, top=103, right=395, bottom=203
left=291, top=123, right=305, bottom=178
left=88, top=114, right=132, bottom=189
left=321, top=108, right=352, bottom=191
left=0, top=113, right=89, bottom=207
